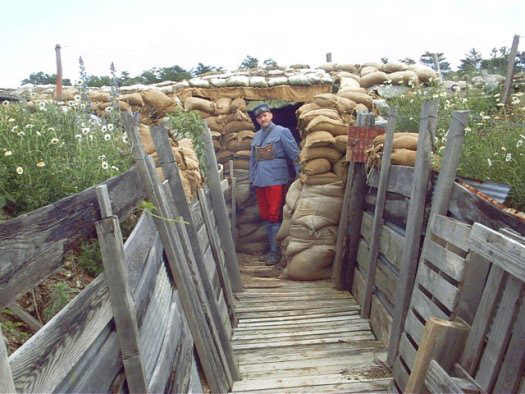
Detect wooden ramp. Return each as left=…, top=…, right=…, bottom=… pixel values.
left=230, top=260, right=391, bottom=393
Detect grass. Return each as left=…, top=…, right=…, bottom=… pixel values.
left=385, top=87, right=525, bottom=210
left=0, top=98, right=132, bottom=215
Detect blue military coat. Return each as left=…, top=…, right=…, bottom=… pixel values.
left=249, top=122, right=300, bottom=187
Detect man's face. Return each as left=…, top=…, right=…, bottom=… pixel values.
left=256, top=111, right=273, bottom=128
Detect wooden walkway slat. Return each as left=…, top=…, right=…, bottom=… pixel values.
left=231, top=262, right=392, bottom=393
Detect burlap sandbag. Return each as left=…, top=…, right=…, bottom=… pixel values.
left=300, top=147, right=343, bottom=164
left=285, top=179, right=303, bottom=212
left=336, top=64, right=358, bottom=73
left=139, top=125, right=155, bottom=154
left=238, top=223, right=267, bottom=242
left=286, top=224, right=337, bottom=257
left=360, top=71, right=389, bottom=88
left=333, top=159, right=348, bottom=182
left=390, top=148, right=417, bottom=166
left=237, top=204, right=260, bottom=224
left=89, top=91, right=110, bottom=102
left=303, top=158, right=331, bottom=176
left=230, top=98, right=247, bottom=112
left=142, top=89, right=174, bottom=111
left=305, top=116, right=349, bottom=136
left=216, top=150, right=234, bottom=164
left=334, top=135, right=348, bottom=153
left=223, top=132, right=239, bottom=144
left=340, top=77, right=361, bottom=89
left=226, top=110, right=251, bottom=124
left=213, top=140, right=221, bottom=151
left=227, top=140, right=252, bottom=152
left=276, top=206, right=292, bottom=242
left=389, top=71, right=419, bottom=86
left=299, top=108, right=341, bottom=127
left=191, top=109, right=211, bottom=119
left=184, top=97, right=215, bottom=113
left=281, top=244, right=334, bottom=281
left=291, top=182, right=344, bottom=230
left=296, top=102, right=321, bottom=117
left=235, top=150, right=251, bottom=159
left=411, top=66, right=438, bottom=84
left=300, top=172, right=340, bottom=185
left=233, top=160, right=250, bottom=170
left=312, top=94, right=356, bottom=114
left=224, top=120, right=254, bottom=134
left=214, top=97, right=232, bottom=115
left=373, top=132, right=418, bottom=145
left=360, top=66, right=378, bottom=77
left=238, top=130, right=255, bottom=141
left=355, top=103, right=369, bottom=114
left=119, top=93, right=144, bottom=106
left=338, top=87, right=368, bottom=95
left=237, top=242, right=267, bottom=255
left=237, top=222, right=260, bottom=238
left=97, top=101, right=130, bottom=112
left=382, top=62, right=407, bottom=73
left=337, top=91, right=373, bottom=109
left=305, top=131, right=335, bottom=148
left=210, top=131, right=221, bottom=140
left=206, top=115, right=226, bottom=131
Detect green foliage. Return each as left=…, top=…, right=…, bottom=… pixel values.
left=168, top=110, right=208, bottom=175
left=240, top=55, right=259, bottom=69
left=263, top=58, right=278, bottom=68
left=399, top=58, right=416, bottom=65
left=420, top=52, right=451, bottom=72
left=76, top=240, right=103, bottom=277
left=192, top=63, right=222, bottom=76
left=44, top=282, right=75, bottom=321
left=458, top=48, right=483, bottom=76
left=1, top=310, right=31, bottom=345
left=387, top=87, right=525, bottom=210
left=21, top=72, right=71, bottom=86
left=0, top=100, right=133, bottom=215
left=380, top=57, right=389, bottom=64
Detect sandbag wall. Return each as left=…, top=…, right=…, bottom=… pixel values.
left=182, top=95, right=269, bottom=254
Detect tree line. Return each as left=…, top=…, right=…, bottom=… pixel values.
left=21, top=49, right=525, bottom=87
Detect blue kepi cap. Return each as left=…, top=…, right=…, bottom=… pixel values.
left=253, top=103, right=271, bottom=117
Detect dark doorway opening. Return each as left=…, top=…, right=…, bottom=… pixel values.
left=248, top=103, right=303, bottom=144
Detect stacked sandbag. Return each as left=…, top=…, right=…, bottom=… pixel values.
left=280, top=181, right=345, bottom=280
left=364, top=132, right=419, bottom=168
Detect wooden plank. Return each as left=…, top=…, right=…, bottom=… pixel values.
left=95, top=187, right=147, bottom=393
left=237, top=306, right=358, bottom=320
left=431, top=214, right=471, bottom=253
left=367, top=165, right=415, bottom=198
left=461, top=265, right=505, bottom=373
left=422, top=240, right=466, bottom=281
left=398, top=333, right=417, bottom=371
left=475, top=275, right=522, bottom=392
left=0, top=167, right=145, bottom=309
left=405, top=317, right=469, bottom=393
left=233, top=379, right=391, bottom=393
left=404, top=310, right=425, bottom=345
left=343, top=162, right=367, bottom=290
left=469, top=222, right=525, bottom=282
left=236, top=315, right=362, bottom=329
left=362, top=108, right=398, bottom=318
left=369, top=295, right=393, bottom=347
left=375, top=261, right=397, bottom=308
left=493, top=293, right=525, bottom=393
left=229, top=160, right=237, bottom=247
left=0, top=326, right=15, bottom=393
left=393, top=359, right=410, bottom=392
left=352, top=268, right=365, bottom=309
left=425, top=359, right=463, bottom=394
left=410, top=287, right=448, bottom=322
left=236, top=293, right=353, bottom=304
left=7, top=303, right=42, bottom=331
left=416, top=263, right=459, bottom=311
left=236, top=300, right=359, bottom=313
left=123, top=114, right=229, bottom=393
left=202, top=123, right=243, bottom=292
left=502, top=35, right=520, bottom=105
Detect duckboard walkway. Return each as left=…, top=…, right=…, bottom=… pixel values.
left=230, top=258, right=392, bottom=393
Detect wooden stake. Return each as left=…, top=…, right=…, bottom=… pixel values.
left=405, top=317, right=469, bottom=394
left=361, top=107, right=398, bottom=318
left=55, top=44, right=63, bottom=100
left=502, top=34, right=520, bottom=106
left=229, top=160, right=237, bottom=247
left=0, top=326, right=15, bottom=393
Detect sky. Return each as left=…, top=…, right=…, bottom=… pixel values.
left=1, top=0, right=523, bottom=88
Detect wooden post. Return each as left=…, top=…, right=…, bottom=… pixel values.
left=502, top=34, right=520, bottom=106
left=343, top=113, right=373, bottom=291
left=0, top=326, right=15, bottom=393
left=405, top=317, right=469, bottom=394
left=387, top=100, right=438, bottom=366
left=432, top=53, right=442, bottom=80
left=55, top=44, right=63, bottom=100
left=95, top=185, right=148, bottom=394
left=122, top=113, right=229, bottom=393
left=201, top=122, right=243, bottom=292
left=326, top=52, right=332, bottom=63
left=229, top=160, right=237, bottom=247
left=149, top=125, right=239, bottom=380
left=361, top=107, right=397, bottom=318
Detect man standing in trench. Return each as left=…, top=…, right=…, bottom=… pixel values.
left=249, top=103, right=300, bottom=265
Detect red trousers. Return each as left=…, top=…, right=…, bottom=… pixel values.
left=255, top=185, right=287, bottom=223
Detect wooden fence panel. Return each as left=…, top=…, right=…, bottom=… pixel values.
left=0, top=167, right=145, bottom=309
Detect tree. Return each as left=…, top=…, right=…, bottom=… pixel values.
left=420, top=52, right=451, bottom=72
left=380, top=57, right=389, bottom=64
left=458, top=48, right=483, bottom=75
left=158, top=65, right=192, bottom=81
left=21, top=72, right=71, bottom=86
left=263, top=58, right=278, bottom=68
left=87, top=75, right=112, bottom=87
left=192, top=63, right=222, bottom=76
left=240, top=55, right=259, bottom=69
left=140, top=68, right=161, bottom=84
left=399, top=57, right=416, bottom=65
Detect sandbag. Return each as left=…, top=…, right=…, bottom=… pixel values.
left=412, top=66, right=438, bottom=83
left=285, top=179, right=303, bottom=212
left=234, top=150, right=251, bottom=159
left=360, top=66, right=378, bottom=77
left=360, top=71, right=389, bottom=88
left=238, top=223, right=267, bottom=242
left=142, top=89, right=174, bottom=111
left=227, top=140, right=252, bottom=152
left=288, top=74, right=311, bottom=86
left=333, top=159, right=348, bottom=181
left=337, top=87, right=368, bottom=94
left=296, top=102, right=321, bottom=117
left=300, top=147, right=343, bottom=164
left=226, top=76, right=249, bottom=87
left=304, top=131, right=335, bottom=148
left=238, top=130, right=255, bottom=141
left=268, top=76, right=288, bottom=86
left=233, top=160, right=250, bottom=170
left=188, top=78, right=210, bottom=88
left=312, top=94, right=356, bottom=114
left=381, top=62, right=407, bottom=73
left=205, top=115, right=225, bottom=131
left=303, top=158, right=331, bottom=176
left=249, top=77, right=268, bottom=88
left=305, top=116, right=349, bottom=136
left=140, top=125, right=155, bottom=154
left=334, top=135, right=348, bottom=153
left=355, top=103, right=369, bottom=114
left=224, top=120, right=254, bottom=134
left=281, top=245, right=334, bottom=281
left=119, top=93, right=144, bottom=106
left=335, top=64, right=358, bottom=73
left=216, top=150, right=234, bottom=164
left=231, top=98, right=247, bottom=111
left=214, top=97, right=232, bottom=115
left=276, top=206, right=292, bottom=242
left=337, top=91, right=373, bottom=109
left=89, top=91, right=110, bottom=102
left=237, top=242, right=267, bottom=255
left=390, top=148, right=417, bottom=166
left=388, top=70, right=419, bottom=86
left=300, top=172, right=340, bottom=185
left=184, top=97, right=215, bottom=113
left=286, top=225, right=337, bottom=257
left=237, top=204, right=260, bottom=224
left=339, top=77, right=360, bottom=89
left=225, top=109, right=251, bottom=123
left=372, top=132, right=418, bottom=145
left=209, top=78, right=227, bottom=88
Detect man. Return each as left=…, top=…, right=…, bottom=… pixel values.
left=249, top=103, right=300, bottom=265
